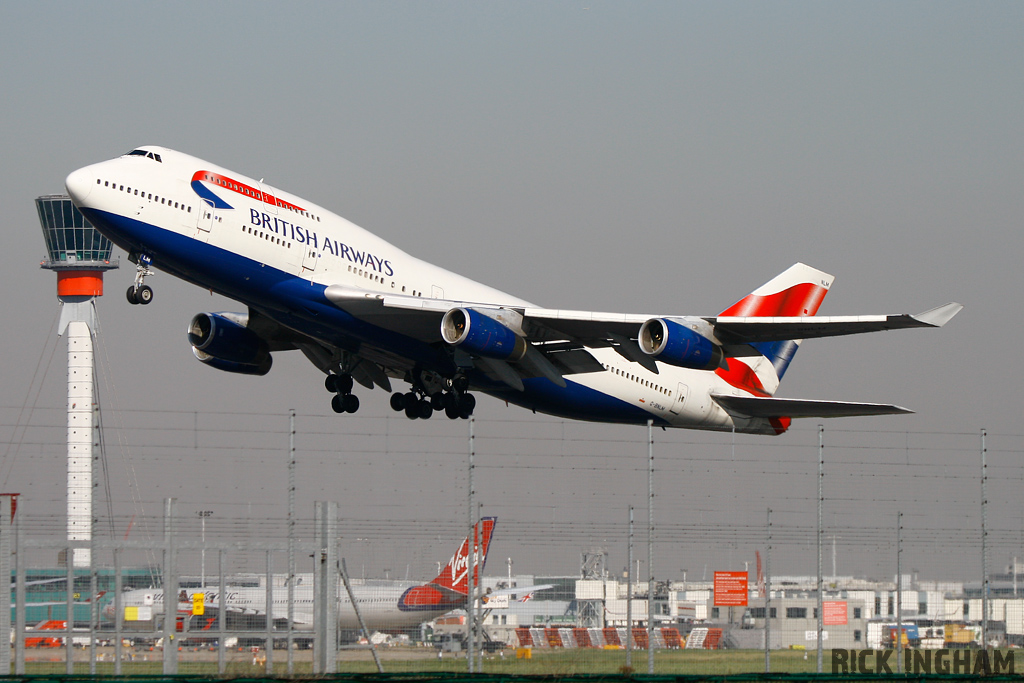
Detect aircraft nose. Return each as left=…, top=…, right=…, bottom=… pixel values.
left=65, top=166, right=95, bottom=205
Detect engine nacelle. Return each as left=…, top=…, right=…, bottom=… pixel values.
left=192, top=346, right=273, bottom=376
left=638, top=317, right=723, bottom=371
left=188, top=312, right=271, bottom=371
left=440, top=308, right=527, bottom=362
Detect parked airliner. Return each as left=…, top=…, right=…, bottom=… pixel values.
left=65, top=147, right=960, bottom=434
left=105, top=518, right=543, bottom=632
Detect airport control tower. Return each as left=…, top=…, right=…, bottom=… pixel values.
left=36, top=195, right=118, bottom=567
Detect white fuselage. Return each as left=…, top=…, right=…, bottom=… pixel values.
left=65, top=147, right=780, bottom=434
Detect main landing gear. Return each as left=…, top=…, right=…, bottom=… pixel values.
left=326, top=373, right=360, bottom=414
left=126, top=255, right=155, bottom=305
left=389, top=374, right=475, bottom=420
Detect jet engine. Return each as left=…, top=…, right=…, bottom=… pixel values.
left=638, top=317, right=723, bottom=371
left=440, top=308, right=527, bottom=361
left=188, top=312, right=272, bottom=375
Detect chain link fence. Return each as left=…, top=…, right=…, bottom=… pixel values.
left=1, top=406, right=1021, bottom=676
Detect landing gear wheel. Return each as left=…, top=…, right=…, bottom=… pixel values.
left=390, top=392, right=406, bottom=412
left=136, top=285, right=154, bottom=305
left=418, top=400, right=433, bottom=419
left=126, top=287, right=139, bottom=305
left=445, top=404, right=460, bottom=420
left=431, top=394, right=445, bottom=411
left=325, top=374, right=354, bottom=394
left=342, top=394, right=359, bottom=413
left=405, top=402, right=420, bottom=420
left=331, top=395, right=345, bottom=413
left=460, top=393, right=476, bottom=413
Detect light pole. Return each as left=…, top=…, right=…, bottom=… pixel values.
left=198, top=511, right=213, bottom=587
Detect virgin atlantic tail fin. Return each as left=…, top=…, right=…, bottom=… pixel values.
left=428, top=517, right=496, bottom=596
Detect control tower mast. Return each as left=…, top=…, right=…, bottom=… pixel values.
left=36, top=195, right=118, bottom=567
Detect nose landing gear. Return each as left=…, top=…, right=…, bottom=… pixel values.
left=126, top=255, right=155, bottom=305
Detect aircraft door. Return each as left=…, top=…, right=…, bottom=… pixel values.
left=431, top=285, right=444, bottom=299
left=669, top=383, right=687, bottom=415
left=257, top=181, right=278, bottom=216
left=301, top=245, right=317, bottom=273
left=196, top=198, right=216, bottom=237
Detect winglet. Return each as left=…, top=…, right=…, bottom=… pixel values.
left=913, top=302, right=962, bottom=328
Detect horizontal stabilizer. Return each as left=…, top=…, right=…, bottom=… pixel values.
left=712, top=394, right=913, bottom=419
left=709, top=302, right=963, bottom=344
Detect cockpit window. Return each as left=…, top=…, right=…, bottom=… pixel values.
left=125, top=149, right=162, bottom=162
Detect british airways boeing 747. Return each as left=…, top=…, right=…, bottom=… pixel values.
left=65, top=146, right=960, bottom=434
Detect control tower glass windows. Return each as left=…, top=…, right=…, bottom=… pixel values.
left=36, top=195, right=114, bottom=264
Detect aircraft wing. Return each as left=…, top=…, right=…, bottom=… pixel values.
left=486, top=584, right=554, bottom=598
left=326, top=285, right=961, bottom=345
left=479, top=584, right=554, bottom=607
left=712, top=394, right=913, bottom=418
left=707, top=303, right=963, bottom=344
left=322, top=286, right=961, bottom=387
left=323, top=285, right=649, bottom=342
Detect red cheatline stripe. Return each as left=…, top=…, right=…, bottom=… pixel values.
left=191, top=170, right=306, bottom=212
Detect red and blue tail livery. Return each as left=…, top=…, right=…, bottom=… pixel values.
left=66, top=146, right=961, bottom=435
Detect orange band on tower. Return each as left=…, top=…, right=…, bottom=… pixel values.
left=57, top=271, right=104, bottom=297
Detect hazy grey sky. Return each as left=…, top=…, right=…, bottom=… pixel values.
left=1, top=2, right=1021, bottom=581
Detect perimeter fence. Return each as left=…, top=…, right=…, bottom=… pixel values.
left=0, top=406, right=1022, bottom=676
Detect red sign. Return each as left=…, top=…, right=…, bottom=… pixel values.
left=713, top=571, right=748, bottom=606
left=823, top=600, right=848, bottom=625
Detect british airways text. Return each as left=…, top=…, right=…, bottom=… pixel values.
left=250, top=209, right=394, bottom=276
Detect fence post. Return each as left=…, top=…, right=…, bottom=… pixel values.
left=14, top=500, right=25, bottom=675
left=0, top=495, right=12, bottom=675
left=313, top=501, right=337, bottom=673
left=162, top=498, right=177, bottom=675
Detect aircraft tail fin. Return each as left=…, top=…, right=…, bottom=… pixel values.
left=428, top=517, right=496, bottom=596
left=718, top=263, right=834, bottom=387
left=397, top=517, right=496, bottom=613
left=719, top=263, right=833, bottom=318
